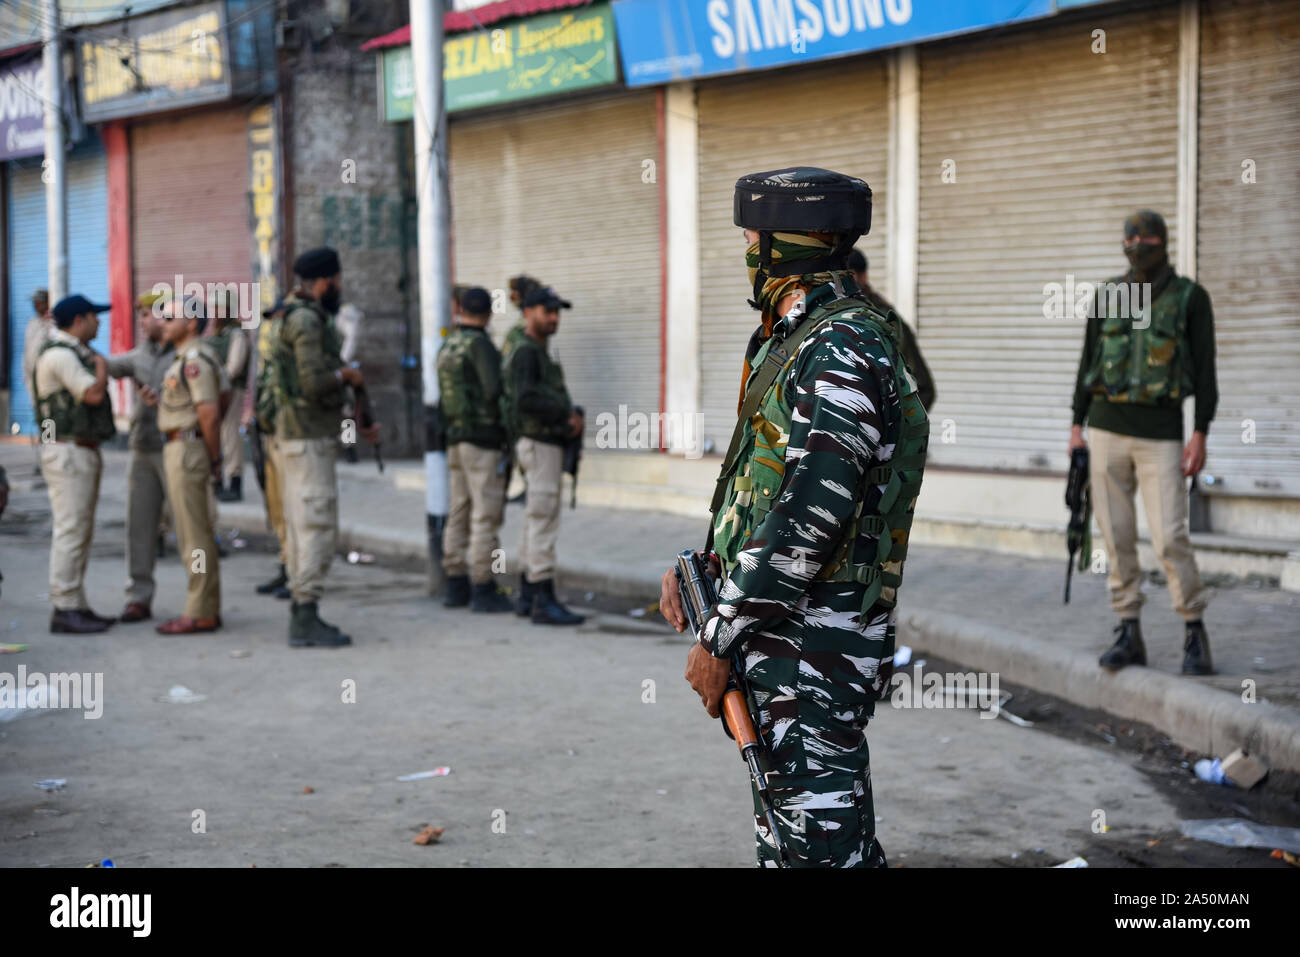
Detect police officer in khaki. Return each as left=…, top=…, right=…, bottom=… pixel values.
left=437, top=286, right=512, bottom=612
left=270, top=247, right=379, bottom=647
left=105, top=291, right=176, bottom=622
left=155, top=297, right=230, bottom=634
left=501, top=285, right=584, bottom=626
left=32, top=295, right=116, bottom=634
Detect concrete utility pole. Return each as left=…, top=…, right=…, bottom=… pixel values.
left=43, top=0, right=67, bottom=302
left=409, top=0, right=452, bottom=594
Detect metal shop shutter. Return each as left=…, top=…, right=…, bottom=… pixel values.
left=696, top=57, right=890, bottom=451
left=1195, top=0, right=1300, bottom=498
left=7, top=143, right=111, bottom=434
left=448, top=91, right=661, bottom=441
left=131, top=107, right=251, bottom=298
left=917, top=3, right=1180, bottom=472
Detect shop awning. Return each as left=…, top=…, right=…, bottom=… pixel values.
left=361, top=0, right=596, bottom=50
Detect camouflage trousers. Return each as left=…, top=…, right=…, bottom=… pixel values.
left=749, top=689, right=887, bottom=868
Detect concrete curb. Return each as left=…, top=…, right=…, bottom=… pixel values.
left=900, top=610, right=1300, bottom=774
left=218, top=501, right=1300, bottom=774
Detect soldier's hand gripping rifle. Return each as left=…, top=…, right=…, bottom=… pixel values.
left=1064, top=447, right=1091, bottom=603
left=675, top=548, right=790, bottom=868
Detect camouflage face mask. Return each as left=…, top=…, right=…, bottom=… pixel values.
left=745, top=232, right=834, bottom=314
left=1122, top=209, right=1169, bottom=278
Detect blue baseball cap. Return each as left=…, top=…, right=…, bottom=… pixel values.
left=52, top=294, right=110, bottom=327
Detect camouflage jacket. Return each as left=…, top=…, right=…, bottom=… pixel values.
left=501, top=331, right=572, bottom=446
left=254, top=314, right=282, bottom=434
left=33, top=339, right=117, bottom=445
left=271, top=294, right=346, bottom=440
left=209, top=324, right=250, bottom=389
left=437, top=324, right=505, bottom=449
left=701, top=276, right=928, bottom=718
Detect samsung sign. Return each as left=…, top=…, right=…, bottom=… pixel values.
left=613, top=0, right=1055, bottom=85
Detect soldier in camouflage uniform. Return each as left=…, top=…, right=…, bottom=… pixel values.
left=662, top=168, right=928, bottom=868
left=252, top=299, right=291, bottom=599
left=437, top=286, right=512, bottom=612
left=268, top=247, right=380, bottom=647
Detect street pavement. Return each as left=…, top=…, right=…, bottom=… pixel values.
left=0, top=441, right=1296, bottom=867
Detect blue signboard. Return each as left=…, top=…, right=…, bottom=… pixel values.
left=612, top=0, right=1056, bottom=86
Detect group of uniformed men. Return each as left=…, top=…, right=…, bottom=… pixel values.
left=26, top=246, right=377, bottom=646
left=436, top=276, right=586, bottom=626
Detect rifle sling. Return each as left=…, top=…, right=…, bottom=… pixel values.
left=703, top=309, right=837, bottom=553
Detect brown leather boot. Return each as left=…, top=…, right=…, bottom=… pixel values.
left=119, top=602, right=151, bottom=623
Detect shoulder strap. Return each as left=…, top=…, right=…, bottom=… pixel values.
left=704, top=297, right=863, bottom=551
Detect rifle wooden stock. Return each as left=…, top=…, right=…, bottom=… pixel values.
left=722, top=687, right=760, bottom=751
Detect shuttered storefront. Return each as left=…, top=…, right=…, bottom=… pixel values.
left=1195, top=0, right=1300, bottom=497
left=447, top=91, right=661, bottom=438
left=696, top=57, right=891, bottom=450
left=917, top=2, right=1180, bottom=472
left=6, top=140, right=111, bottom=434
left=130, top=107, right=250, bottom=298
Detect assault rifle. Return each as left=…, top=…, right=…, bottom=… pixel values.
left=1064, top=446, right=1091, bottom=603
left=562, top=404, right=583, bottom=509
left=352, top=379, right=384, bottom=473
left=675, top=548, right=790, bottom=868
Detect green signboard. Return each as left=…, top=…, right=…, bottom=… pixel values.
left=380, top=2, right=618, bottom=122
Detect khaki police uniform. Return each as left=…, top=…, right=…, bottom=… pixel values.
left=107, top=339, right=175, bottom=606
left=217, top=326, right=250, bottom=484
left=33, top=330, right=107, bottom=611
left=158, top=341, right=229, bottom=620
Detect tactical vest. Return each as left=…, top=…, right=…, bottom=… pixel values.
left=710, top=287, right=928, bottom=614
left=33, top=340, right=117, bottom=445
left=437, top=326, right=503, bottom=446
left=1087, top=275, right=1196, bottom=405
left=269, top=297, right=345, bottom=427
left=502, top=334, right=571, bottom=444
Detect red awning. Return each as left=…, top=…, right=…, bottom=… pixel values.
left=360, top=0, right=596, bottom=51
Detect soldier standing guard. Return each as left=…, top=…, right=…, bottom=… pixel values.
left=155, top=298, right=230, bottom=634
left=662, top=168, right=929, bottom=867
left=269, top=247, right=379, bottom=648
left=32, top=295, right=117, bottom=634
left=252, top=298, right=292, bottom=599
left=437, top=286, right=512, bottom=612
left=105, top=292, right=176, bottom=622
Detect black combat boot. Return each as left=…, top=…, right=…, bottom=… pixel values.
left=470, top=581, right=513, bottom=613
left=530, top=580, right=586, bottom=626
left=216, top=475, right=243, bottom=502
left=289, top=602, right=351, bottom=647
left=443, top=575, right=471, bottom=608
left=1182, top=620, right=1214, bottom=675
left=256, top=564, right=288, bottom=595
left=514, top=575, right=536, bottom=617
left=50, top=609, right=111, bottom=634
left=1098, top=618, right=1145, bottom=670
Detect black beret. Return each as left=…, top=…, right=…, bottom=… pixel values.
left=293, top=247, right=342, bottom=280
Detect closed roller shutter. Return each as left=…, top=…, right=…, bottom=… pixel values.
left=918, top=3, right=1180, bottom=471
left=1196, top=0, right=1300, bottom=497
left=448, top=91, right=661, bottom=438
left=7, top=142, right=110, bottom=434
left=131, top=107, right=250, bottom=296
left=696, top=57, right=890, bottom=450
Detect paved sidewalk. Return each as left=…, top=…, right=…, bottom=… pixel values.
left=4, top=441, right=1298, bottom=772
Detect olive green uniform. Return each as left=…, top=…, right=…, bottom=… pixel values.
left=254, top=317, right=287, bottom=564
left=437, top=324, right=507, bottom=582
left=32, top=331, right=116, bottom=611
left=271, top=294, right=346, bottom=604
left=107, top=339, right=175, bottom=606
left=501, top=332, right=574, bottom=583
left=157, top=342, right=229, bottom=619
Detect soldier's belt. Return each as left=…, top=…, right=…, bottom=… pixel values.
left=164, top=429, right=201, bottom=443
